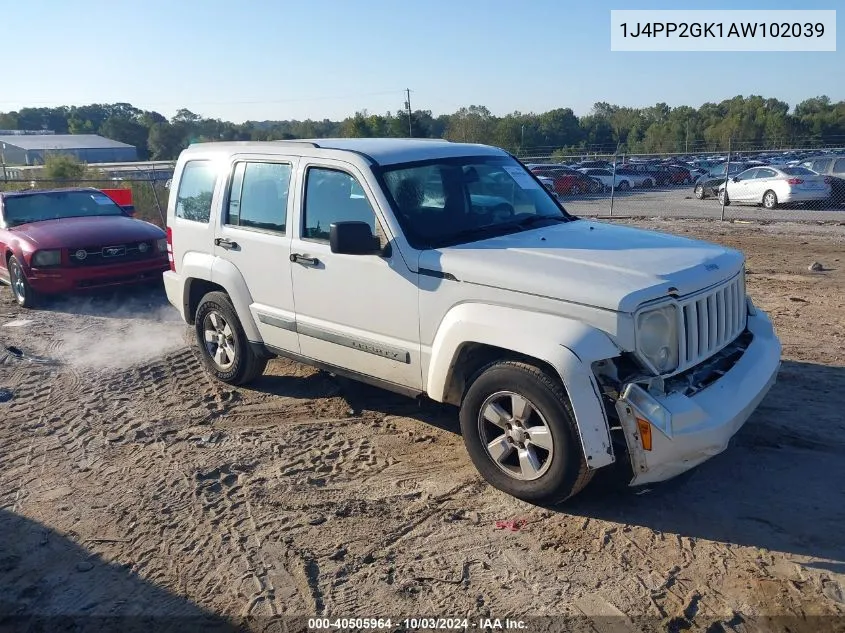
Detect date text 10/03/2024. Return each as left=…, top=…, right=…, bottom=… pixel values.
left=307, top=618, right=527, bottom=630
left=618, top=22, right=825, bottom=38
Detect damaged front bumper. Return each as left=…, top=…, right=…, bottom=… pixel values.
left=615, top=308, right=782, bottom=486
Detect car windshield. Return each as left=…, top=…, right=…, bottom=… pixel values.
left=378, top=156, right=574, bottom=248
left=3, top=190, right=124, bottom=227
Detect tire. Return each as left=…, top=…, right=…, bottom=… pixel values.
left=643, top=178, right=653, bottom=188
left=459, top=360, right=593, bottom=504
left=570, top=185, right=581, bottom=195
left=718, top=188, right=730, bottom=206
left=194, top=291, right=268, bottom=386
left=763, top=190, right=778, bottom=210
left=7, top=255, right=38, bottom=309
left=618, top=180, right=630, bottom=191
left=694, top=183, right=705, bottom=199
left=684, top=177, right=692, bottom=185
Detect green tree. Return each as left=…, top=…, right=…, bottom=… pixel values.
left=43, top=154, right=86, bottom=180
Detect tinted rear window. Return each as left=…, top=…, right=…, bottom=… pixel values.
left=175, top=161, right=217, bottom=223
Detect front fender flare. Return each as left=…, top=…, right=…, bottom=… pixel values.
left=427, top=303, right=621, bottom=469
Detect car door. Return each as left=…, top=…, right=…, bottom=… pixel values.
left=213, top=155, right=299, bottom=353
left=749, top=168, right=777, bottom=202
left=288, top=159, right=421, bottom=390
left=729, top=168, right=757, bottom=201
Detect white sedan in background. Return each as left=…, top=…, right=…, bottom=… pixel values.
left=718, top=165, right=831, bottom=209
left=577, top=168, right=625, bottom=191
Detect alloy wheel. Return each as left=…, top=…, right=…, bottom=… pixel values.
left=203, top=311, right=236, bottom=370
left=477, top=391, right=554, bottom=481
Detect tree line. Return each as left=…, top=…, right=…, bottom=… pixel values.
left=1, top=95, right=843, bottom=161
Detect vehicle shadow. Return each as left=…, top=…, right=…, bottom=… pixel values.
left=250, top=366, right=461, bottom=434
left=35, top=282, right=180, bottom=322
left=257, top=358, right=845, bottom=565
left=0, top=508, right=238, bottom=632
left=561, top=359, right=845, bottom=566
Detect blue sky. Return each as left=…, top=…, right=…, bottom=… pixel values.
left=2, top=0, right=842, bottom=122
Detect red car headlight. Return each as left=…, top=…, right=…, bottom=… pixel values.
left=31, top=249, right=62, bottom=267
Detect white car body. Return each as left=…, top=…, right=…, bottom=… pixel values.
left=577, top=168, right=625, bottom=189
left=719, top=165, right=831, bottom=207
left=163, top=138, right=781, bottom=501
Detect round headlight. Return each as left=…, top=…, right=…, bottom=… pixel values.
left=138, top=242, right=149, bottom=253
left=639, top=310, right=671, bottom=356
left=637, top=306, right=679, bottom=373
left=75, top=249, right=87, bottom=260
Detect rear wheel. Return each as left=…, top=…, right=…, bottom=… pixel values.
left=7, top=256, right=38, bottom=309
left=618, top=180, right=631, bottom=191
left=763, top=190, right=778, bottom=210
left=459, top=361, right=593, bottom=504
left=195, top=291, right=267, bottom=385
left=570, top=184, right=581, bottom=195
left=642, top=178, right=654, bottom=188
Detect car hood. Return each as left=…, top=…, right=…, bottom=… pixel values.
left=418, top=220, right=744, bottom=313
left=10, top=215, right=165, bottom=249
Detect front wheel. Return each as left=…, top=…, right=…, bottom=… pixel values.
left=718, top=188, right=730, bottom=206
left=694, top=183, right=705, bottom=199
left=618, top=180, right=631, bottom=191
left=459, top=361, right=593, bottom=504
left=763, top=190, right=778, bottom=210
left=195, top=291, right=268, bottom=385
left=7, top=255, right=38, bottom=308
left=642, top=178, right=654, bottom=188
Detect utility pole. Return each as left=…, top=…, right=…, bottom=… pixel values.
left=685, top=120, right=690, bottom=153
left=404, top=89, right=413, bottom=137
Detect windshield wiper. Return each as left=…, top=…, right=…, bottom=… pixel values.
left=514, top=215, right=570, bottom=228
left=439, top=215, right=569, bottom=246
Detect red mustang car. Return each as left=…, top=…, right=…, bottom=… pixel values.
left=0, top=187, right=169, bottom=308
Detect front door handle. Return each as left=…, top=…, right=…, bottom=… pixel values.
left=215, top=238, right=238, bottom=250
left=290, top=253, right=320, bottom=267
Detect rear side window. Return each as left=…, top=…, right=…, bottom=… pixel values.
left=226, top=162, right=291, bottom=233
left=175, top=161, right=217, bottom=222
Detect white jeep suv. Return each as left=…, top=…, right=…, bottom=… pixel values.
left=163, top=138, right=782, bottom=503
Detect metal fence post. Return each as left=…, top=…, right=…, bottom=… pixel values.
left=720, top=137, right=732, bottom=221
left=609, top=145, right=619, bottom=217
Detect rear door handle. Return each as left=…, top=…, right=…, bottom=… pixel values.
left=215, top=238, right=238, bottom=250
left=290, top=253, right=320, bottom=267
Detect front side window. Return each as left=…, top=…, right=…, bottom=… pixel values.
left=735, top=168, right=757, bottom=180
left=379, top=155, right=573, bottom=248
left=833, top=158, right=845, bottom=174
left=303, top=168, right=376, bottom=241
left=175, top=160, right=217, bottom=222
left=227, top=162, right=291, bottom=232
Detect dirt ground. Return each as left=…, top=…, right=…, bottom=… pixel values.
left=1, top=218, right=844, bottom=633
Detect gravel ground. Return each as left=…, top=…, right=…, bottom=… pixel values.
left=0, top=218, right=844, bottom=633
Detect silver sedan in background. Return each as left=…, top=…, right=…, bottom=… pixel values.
left=718, top=165, right=832, bottom=209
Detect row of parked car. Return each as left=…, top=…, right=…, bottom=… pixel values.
left=525, top=160, right=697, bottom=197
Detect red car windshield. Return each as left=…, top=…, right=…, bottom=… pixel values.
left=3, top=190, right=124, bottom=227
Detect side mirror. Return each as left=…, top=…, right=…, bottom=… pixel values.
left=330, top=221, right=381, bottom=255
left=731, top=177, right=739, bottom=183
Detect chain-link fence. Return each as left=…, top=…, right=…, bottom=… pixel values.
left=3, top=151, right=845, bottom=226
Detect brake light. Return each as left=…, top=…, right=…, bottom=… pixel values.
left=166, top=226, right=175, bottom=271
left=787, top=178, right=804, bottom=185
